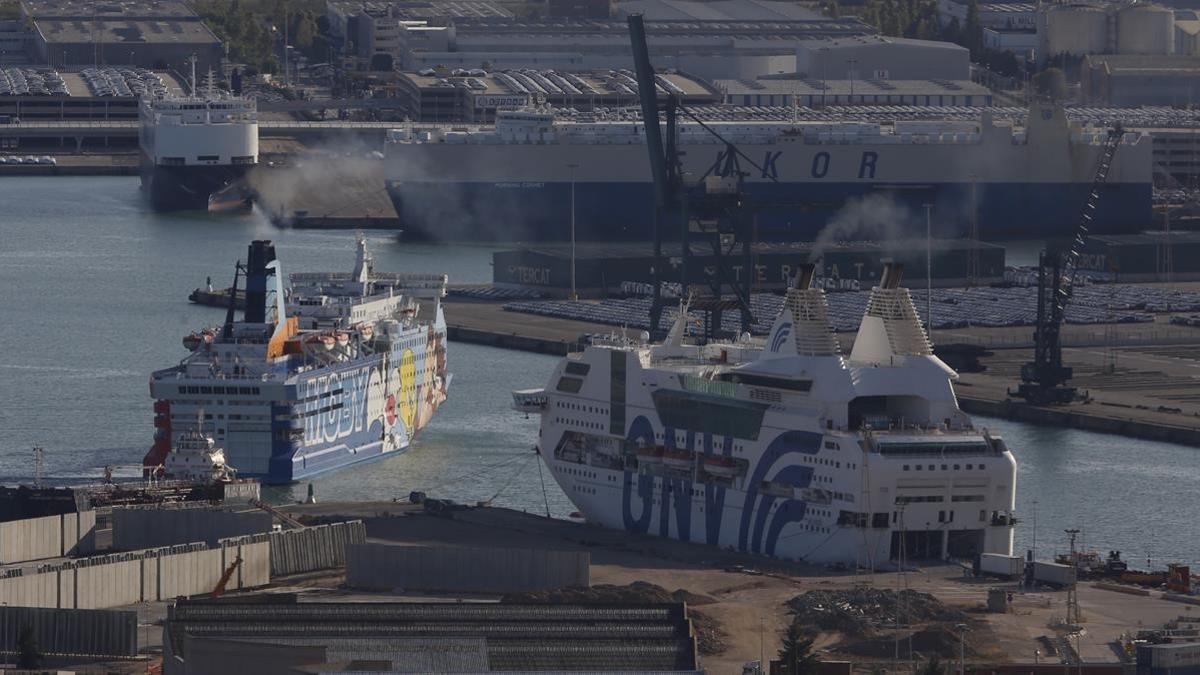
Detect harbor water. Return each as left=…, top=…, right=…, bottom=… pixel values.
left=0, top=176, right=1196, bottom=568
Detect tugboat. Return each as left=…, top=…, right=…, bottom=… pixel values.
left=162, top=427, right=236, bottom=484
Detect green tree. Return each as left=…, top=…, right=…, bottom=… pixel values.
left=777, top=623, right=820, bottom=675
left=17, top=625, right=41, bottom=669
left=919, top=655, right=946, bottom=675
left=1033, top=67, right=1067, bottom=101
left=964, top=0, right=982, bottom=54
left=826, top=0, right=840, bottom=18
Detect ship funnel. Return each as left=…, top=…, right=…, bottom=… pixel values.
left=759, top=266, right=840, bottom=359
left=797, top=263, right=817, bottom=290
left=880, top=262, right=904, bottom=289
left=849, top=263, right=931, bottom=364
left=244, top=240, right=278, bottom=324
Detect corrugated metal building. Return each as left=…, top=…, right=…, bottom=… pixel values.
left=1082, top=54, right=1200, bottom=105
left=795, top=35, right=971, bottom=82
left=163, top=597, right=701, bottom=675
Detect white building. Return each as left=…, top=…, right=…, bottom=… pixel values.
left=795, top=35, right=971, bottom=82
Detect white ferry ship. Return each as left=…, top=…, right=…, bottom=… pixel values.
left=138, top=74, right=257, bottom=211
left=385, top=104, right=1150, bottom=241
left=516, top=264, right=1016, bottom=564
left=147, top=237, right=450, bottom=484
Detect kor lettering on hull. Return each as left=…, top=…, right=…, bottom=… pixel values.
left=708, top=150, right=880, bottom=180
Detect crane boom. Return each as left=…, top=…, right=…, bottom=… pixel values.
left=1015, top=125, right=1124, bottom=404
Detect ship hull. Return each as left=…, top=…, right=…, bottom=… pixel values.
left=139, top=155, right=249, bottom=212
left=387, top=179, right=1152, bottom=242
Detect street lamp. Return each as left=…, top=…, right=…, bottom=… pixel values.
left=568, top=162, right=579, bottom=301
left=819, top=47, right=829, bottom=109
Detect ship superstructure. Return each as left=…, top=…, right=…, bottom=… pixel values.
left=519, top=264, right=1016, bottom=564
left=385, top=104, right=1151, bottom=241
left=147, top=237, right=450, bottom=484
left=138, top=75, right=258, bottom=211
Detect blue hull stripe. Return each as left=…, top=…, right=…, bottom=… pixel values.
left=388, top=181, right=1152, bottom=241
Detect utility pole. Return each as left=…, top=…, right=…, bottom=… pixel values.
left=33, top=446, right=44, bottom=489
left=1065, top=528, right=1082, bottom=625
left=925, top=203, right=933, bottom=339
left=968, top=173, right=980, bottom=286
left=568, top=163, right=579, bottom=301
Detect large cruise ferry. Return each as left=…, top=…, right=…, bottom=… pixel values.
left=146, top=237, right=450, bottom=484
left=138, top=80, right=258, bottom=211
left=385, top=104, right=1151, bottom=242
left=515, top=264, right=1016, bottom=564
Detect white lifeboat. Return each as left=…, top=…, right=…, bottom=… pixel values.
left=636, top=445, right=665, bottom=467
left=702, top=455, right=740, bottom=478
left=662, top=448, right=694, bottom=471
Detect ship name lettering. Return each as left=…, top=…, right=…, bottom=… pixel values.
left=858, top=151, right=878, bottom=179
left=510, top=265, right=550, bottom=285
left=811, top=152, right=830, bottom=178
left=760, top=151, right=781, bottom=180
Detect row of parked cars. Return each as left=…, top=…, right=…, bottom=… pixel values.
left=0, top=67, right=68, bottom=97
left=81, top=67, right=168, bottom=98
left=0, top=155, right=56, bottom=165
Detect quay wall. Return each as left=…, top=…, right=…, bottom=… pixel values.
left=958, top=396, right=1200, bottom=447
left=268, top=520, right=365, bottom=576
left=345, top=543, right=590, bottom=593
left=112, top=506, right=272, bottom=550
left=0, top=512, right=96, bottom=565
left=0, top=605, right=138, bottom=658
left=0, top=535, right=270, bottom=610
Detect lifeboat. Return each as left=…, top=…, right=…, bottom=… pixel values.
left=359, top=324, right=374, bottom=341
left=702, top=455, right=740, bottom=478
left=662, top=448, right=694, bottom=471
left=636, top=445, right=665, bottom=466
left=336, top=332, right=351, bottom=349
left=319, top=334, right=336, bottom=350
left=182, top=333, right=202, bottom=351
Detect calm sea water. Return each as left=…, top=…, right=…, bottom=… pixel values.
left=0, top=176, right=1194, bottom=566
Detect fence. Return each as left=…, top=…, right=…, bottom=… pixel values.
left=268, top=520, right=365, bottom=576
left=346, top=544, right=590, bottom=593
left=112, top=505, right=272, bottom=550
left=0, top=534, right=270, bottom=610
left=0, top=605, right=137, bottom=658
left=0, top=511, right=96, bottom=565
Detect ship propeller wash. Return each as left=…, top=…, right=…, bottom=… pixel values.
left=517, top=263, right=1016, bottom=565
left=147, top=236, right=450, bottom=484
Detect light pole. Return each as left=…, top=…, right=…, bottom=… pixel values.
left=568, top=163, right=579, bottom=301
left=1032, top=494, right=1041, bottom=557
left=847, top=57, right=858, bottom=103
left=925, top=203, right=933, bottom=339
left=819, top=47, right=829, bottom=109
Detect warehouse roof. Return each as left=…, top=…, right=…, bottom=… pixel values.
left=22, top=0, right=197, bottom=19
left=36, top=18, right=219, bottom=45
left=328, top=0, right=514, bottom=19
left=717, top=77, right=991, bottom=97
left=797, top=34, right=969, bottom=51
left=614, top=0, right=824, bottom=21
left=1086, top=54, right=1200, bottom=75
left=167, top=598, right=700, bottom=673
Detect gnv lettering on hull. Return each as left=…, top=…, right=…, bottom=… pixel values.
left=303, top=367, right=373, bottom=444
left=708, top=150, right=880, bottom=180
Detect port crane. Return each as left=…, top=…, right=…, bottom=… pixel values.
left=628, top=14, right=776, bottom=339
left=1013, top=124, right=1124, bottom=405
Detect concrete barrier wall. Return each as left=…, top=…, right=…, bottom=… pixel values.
left=0, top=534, right=271, bottom=610
left=112, top=506, right=272, bottom=550
left=268, top=520, right=366, bottom=576
left=0, top=512, right=96, bottom=564
left=0, top=606, right=138, bottom=657
left=345, top=544, right=590, bottom=593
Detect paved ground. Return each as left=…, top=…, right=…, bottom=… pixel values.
left=277, top=502, right=1192, bottom=673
